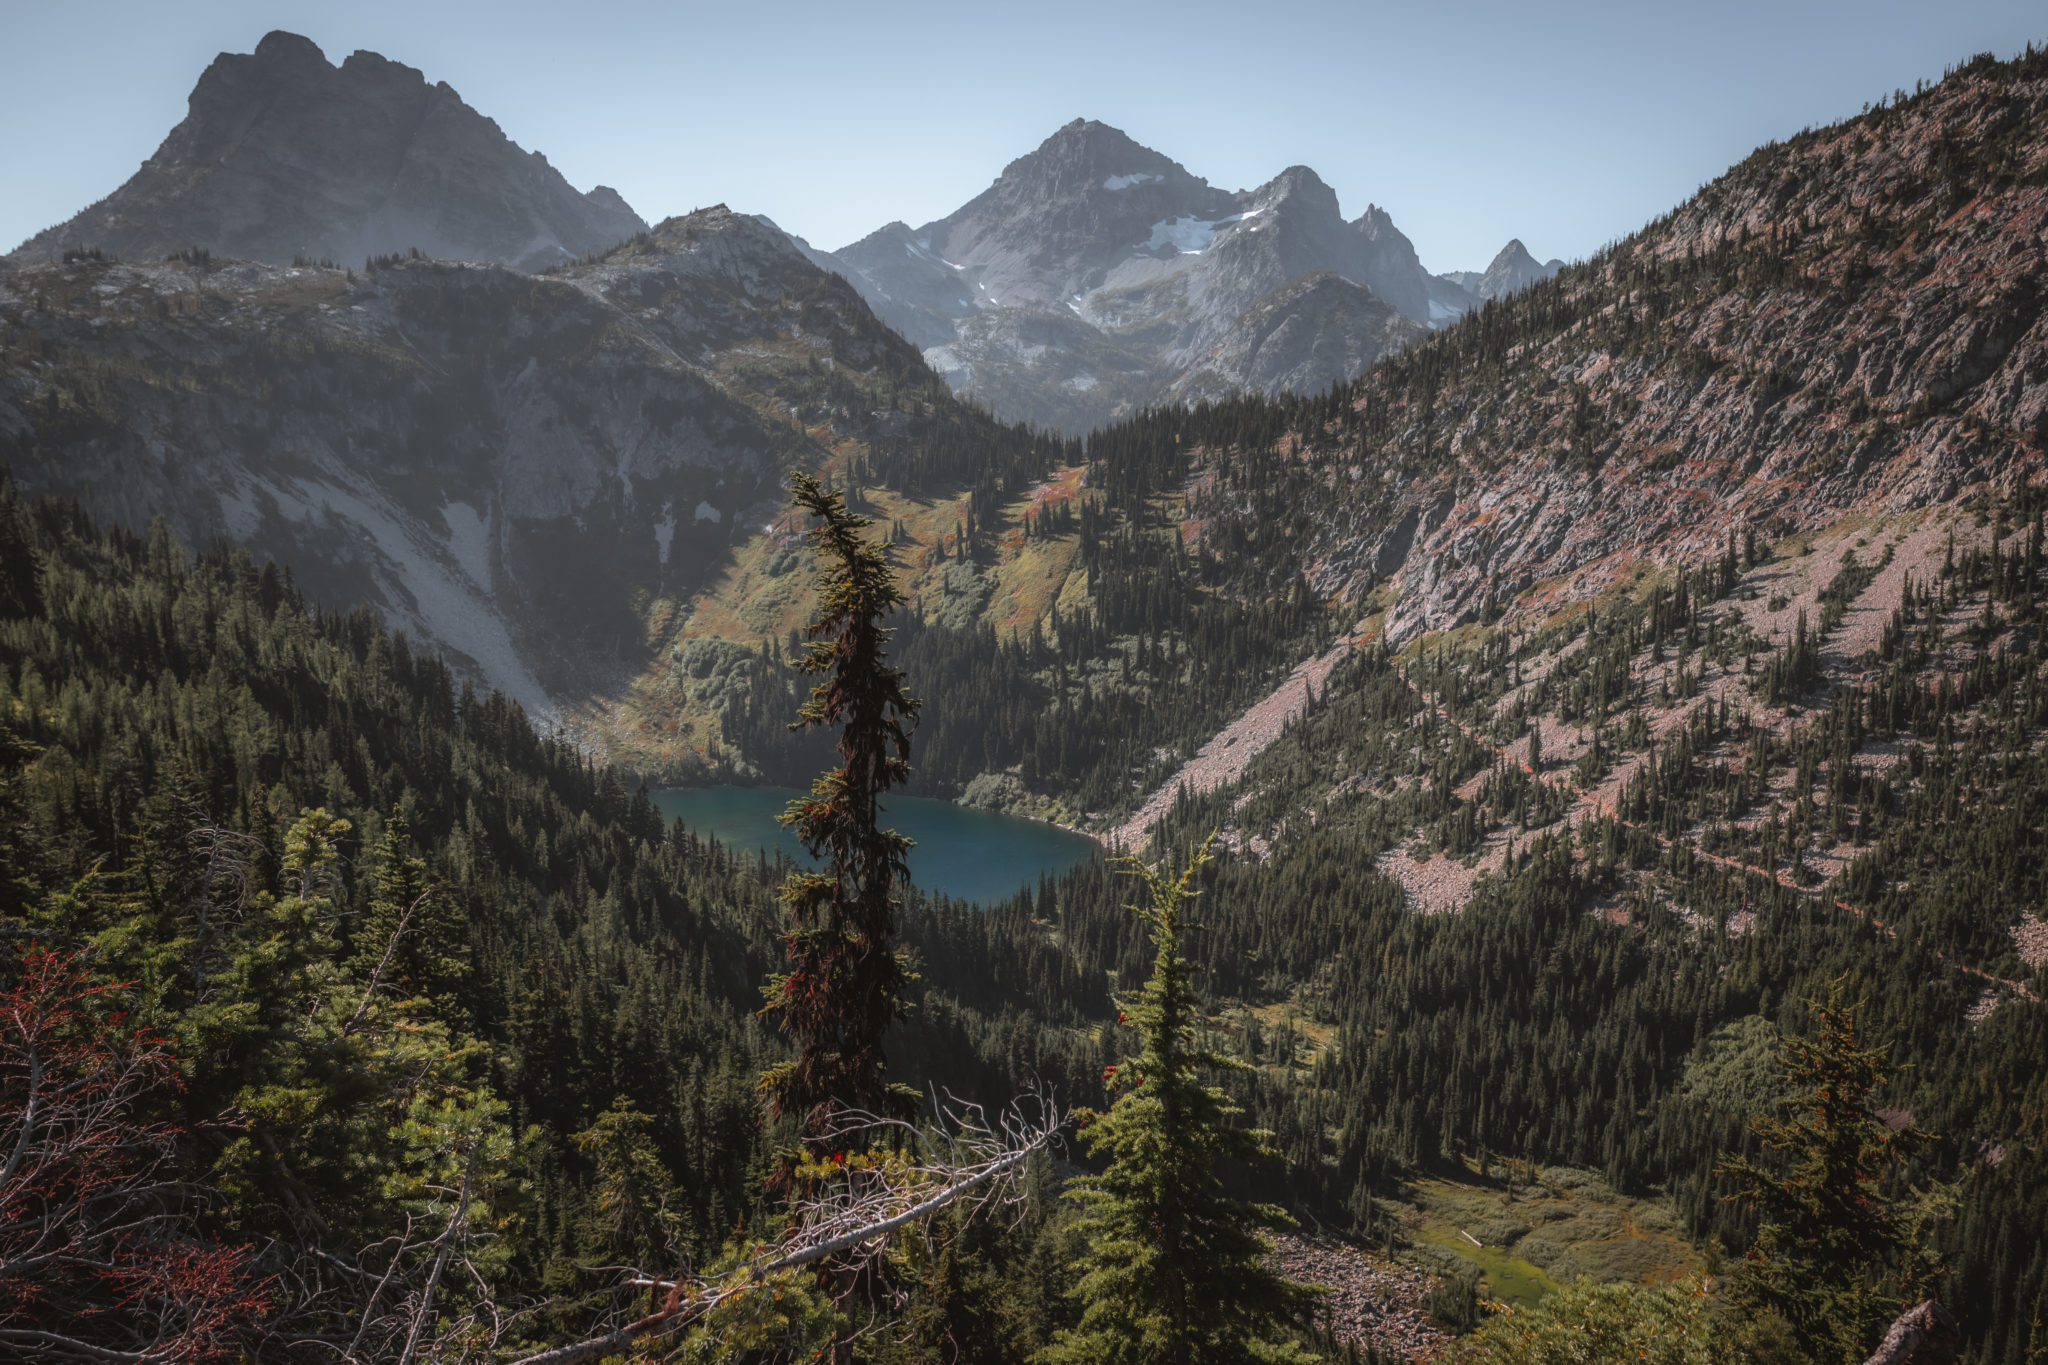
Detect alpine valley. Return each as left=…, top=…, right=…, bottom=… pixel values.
left=2, top=25, right=2047, bottom=1365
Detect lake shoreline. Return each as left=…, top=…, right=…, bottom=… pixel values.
left=660, top=780, right=1116, bottom=852
left=651, top=784, right=1101, bottom=905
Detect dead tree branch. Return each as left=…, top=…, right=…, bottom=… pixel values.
left=513, top=1088, right=1066, bottom=1365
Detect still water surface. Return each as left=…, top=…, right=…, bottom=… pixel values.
left=652, top=786, right=1100, bottom=905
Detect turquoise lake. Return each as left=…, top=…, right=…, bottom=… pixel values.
left=651, top=786, right=1101, bottom=905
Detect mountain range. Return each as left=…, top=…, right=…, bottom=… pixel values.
left=0, top=205, right=1023, bottom=716
left=4, top=24, right=2048, bottom=1361
left=0, top=29, right=1565, bottom=717
left=7, top=32, right=1561, bottom=437
left=787, top=119, right=1561, bottom=430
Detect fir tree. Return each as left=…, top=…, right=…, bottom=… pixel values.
left=1041, top=838, right=1319, bottom=1365
left=572, top=1096, right=682, bottom=1273
left=760, top=472, right=923, bottom=1141
left=1717, top=983, right=1936, bottom=1363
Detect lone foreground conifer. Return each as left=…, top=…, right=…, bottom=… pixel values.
left=759, top=472, right=922, bottom=1142
left=1718, top=983, right=1937, bottom=1363
left=1042, top=838, right=1318, bottom=1365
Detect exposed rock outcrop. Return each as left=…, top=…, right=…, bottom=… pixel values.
left=1282, top=60, right=2048, bottom=648
left=1864, top=1301, right=1960, bottom=1365
left=1170, top=271, right=1426, bottom=404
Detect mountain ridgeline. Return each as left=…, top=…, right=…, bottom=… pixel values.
left=786, top=118, right=1558, bottom=431
left=2, top=25, right=2048, bottom=1365
left=0, top=205, right=1075, bottom=718
left=7, top=31, right=649, bottom=273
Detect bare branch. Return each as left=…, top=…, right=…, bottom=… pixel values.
left=512, top=1088, right=1066, bottom=1365
left=395, top=1136, right=483, bottom=1365
left=343, top=890, right=430, bottom=1036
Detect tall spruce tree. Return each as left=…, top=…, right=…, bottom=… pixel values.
left=759, top=472, right=922, bottom=1141
left=1041, top=839, right=1319, bottom=1365
left=1717, top=983, right=1935, bottom=1363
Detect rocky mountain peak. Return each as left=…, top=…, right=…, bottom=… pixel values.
left=1034, top=118, right=1173, bottom=178
left=796, top=124, right=1505, bottom=429
left=921, top=120, right=1234, bottom=312
left=1466, top=237, right=1565, bottom=300
left=7, top=30, right=648, bottom=272
left=1351, top=203, right=1398, bottom=235
left=967, top=117, right=1212, bottom=217
left=1492, top=238, right=1537, bottom=270
left=251, top=28, right=326, bottom=68
left=1256, top=165, right=1340, bottom=215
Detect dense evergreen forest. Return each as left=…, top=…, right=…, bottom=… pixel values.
left=8, top=464, right=2044, bottom=1363
left=10, top=41, right=2048, bottom=1365
left=0, top=484, right=1128, bottom=1360
left=718, top=394, right=1339, bottom=813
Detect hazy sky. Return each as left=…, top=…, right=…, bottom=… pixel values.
left=3, top=1, right=2042, bottom=273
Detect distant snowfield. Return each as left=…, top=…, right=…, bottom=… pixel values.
left=1103, top=172, right=1162, bottom=190
left=1135, top=206, right=1263, bottom=257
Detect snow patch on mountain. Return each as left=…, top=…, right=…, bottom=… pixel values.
left=1138, top=208, right=1260, bottom=256
left=292, top=475, right=551, bottom=718
left=441, top=501, right=493, bottom=592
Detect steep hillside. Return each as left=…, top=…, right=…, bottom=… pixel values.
left=0, top=207, right=1049, bottom=713
left=0, top=484, right=1116, bottom=1360
left=988, top=47, right=2048, bottom=1359
left=1258, top=52, right=2048, bottom=650
left=8, top=31, right=647, bottom=272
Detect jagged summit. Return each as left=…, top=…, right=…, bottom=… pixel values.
left=7, top=30, right=648, bottom=272
left=795, top=122, right=1532, bottom=430
left=1466, top=237, right=1566, bottom=300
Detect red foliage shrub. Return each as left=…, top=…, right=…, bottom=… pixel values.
left=0, top=946, right=271, bottom=1361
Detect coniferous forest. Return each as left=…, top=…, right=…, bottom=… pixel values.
left=5, top=32, right=2048, bottom=1365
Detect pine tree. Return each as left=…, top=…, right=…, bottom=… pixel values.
left=572, top=1096, right=681, bottom=1273
left=351, top=805, right=468, bottom=1011
left=1041, top=838, right=1319, bottom=1365
left=759, top=472, right=922, bottom=1142
left=1717, top=983, right=1935, bottom=1363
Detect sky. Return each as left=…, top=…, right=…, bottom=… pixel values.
left=2, top=0, right=2043, bottom=274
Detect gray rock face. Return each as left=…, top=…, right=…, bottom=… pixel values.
left=7, top=30, right=648, bottom=273
left=799, top=120, right=1479, bottom=432
left=1170, top=272, right=1426, bottom=404
left=0, top=208, right=926, bottom=713
left=830, top=221, right=978, bottom=348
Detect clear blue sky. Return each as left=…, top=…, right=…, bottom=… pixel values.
left=3, top=0, right=2042, bottom=273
